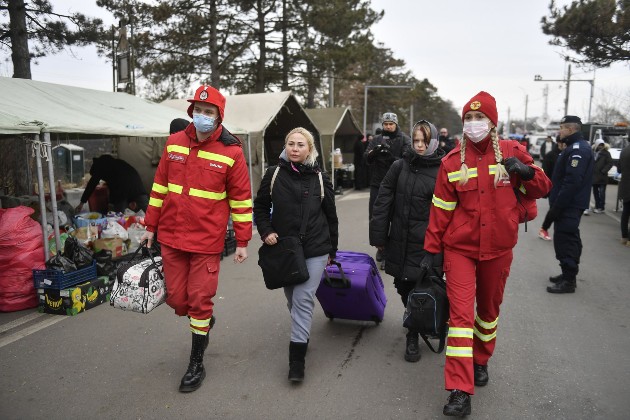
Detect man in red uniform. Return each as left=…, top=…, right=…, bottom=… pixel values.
left=423, top=92, right=551, bottom=416
left=142, top=85, right=252, bottom=392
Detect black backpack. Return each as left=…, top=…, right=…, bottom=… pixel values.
left=402, top=274, right=449, bottom=353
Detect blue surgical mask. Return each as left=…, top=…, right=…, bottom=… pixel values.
left=192, top=114, right=216, bottom=133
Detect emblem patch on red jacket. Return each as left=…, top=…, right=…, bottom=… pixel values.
left=168, top=153, right=186, bottom=163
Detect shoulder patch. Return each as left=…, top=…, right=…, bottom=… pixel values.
left=571, top=159, right=579, bottom=167
left=573, top=143, right=580, bottom=149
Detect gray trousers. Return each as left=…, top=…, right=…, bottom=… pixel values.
left=284, top=254, right=328, bottom=343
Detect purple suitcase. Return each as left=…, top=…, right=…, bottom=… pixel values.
left=316, top=251, right=387, bottom=324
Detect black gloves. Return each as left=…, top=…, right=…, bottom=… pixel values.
left=371, top=144, right=391, bottom=155
left=504, top=157, right=535, bottom=181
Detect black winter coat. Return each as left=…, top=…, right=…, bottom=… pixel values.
left=364, top=128, right=412, bottom=187
left=253, top=158, right=339, bottom=259
left=592, top=145, right=613, bottom=185
left=369, top=149, right=445, bottom=280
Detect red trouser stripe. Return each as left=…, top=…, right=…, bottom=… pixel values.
left=160, top=244, right=221, bottom=330
left=443, top=249, right=512, bottom=395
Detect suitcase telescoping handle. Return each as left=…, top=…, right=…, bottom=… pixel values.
left=322, top=260, right=350, bottom=289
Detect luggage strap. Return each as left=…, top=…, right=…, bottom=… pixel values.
left=419, top=332, right=446, bottom=354
left=270, top=166, right=324, bottom=202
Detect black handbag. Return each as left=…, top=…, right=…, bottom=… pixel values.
left=258, top=175, right=317, bottom=290
left=402, top=271, right=449, bottom=353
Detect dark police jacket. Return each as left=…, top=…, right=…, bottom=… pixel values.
left=549, top=132, right=594, bottom=211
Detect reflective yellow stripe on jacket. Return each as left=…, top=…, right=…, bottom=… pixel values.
left=432, top=194, right=457, bottom=211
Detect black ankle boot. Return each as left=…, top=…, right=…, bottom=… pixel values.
left=443, top=389, right=471, bottom=417
left=179, top=333, right=206, bottom=392
left=474, top=363, right=488, bottom=386
left=404, top=331, right=421, bottom=362
left=547, top=279, right=576, bottom=293
left=288, top=341, right=308, bottom=382
left=549, top=274, right=563, bottom=283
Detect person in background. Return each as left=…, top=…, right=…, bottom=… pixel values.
left=439, top=127, right=455, bottom=154
left=253, top=127, right=338, bottom=383
left=353, top=134, right=370, bottom=190
left=422, top=91, right=551, bottom=416
left=539, top=135, right=554, bottom=162
left=170, top=118, right=189, bottom=134
left=584, top=138, right=613, bottom=215
left=617, top=142, right=630, bottom=246
left=539, top=137, right=567, bottom=241
left=545, top=115, right=594, bottom=294
left=369, top=120, right=445, bottom=363
left=364, top=112, right=412, bottom=268
left=75, top=154, right=149, bottom=214
left=141, top=85, right=252, bottom=393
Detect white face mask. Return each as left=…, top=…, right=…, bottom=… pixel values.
left=463, top=120, right=490, bottom=143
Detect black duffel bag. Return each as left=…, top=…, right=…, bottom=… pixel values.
left=403, top=272, right=449, bottom=353
left=258, top=236, right=309, bottom=290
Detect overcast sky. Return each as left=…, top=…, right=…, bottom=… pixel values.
left=1, top=0, right=628, bottom=127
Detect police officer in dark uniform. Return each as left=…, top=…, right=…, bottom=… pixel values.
left=364, top=112, right=412, bottom=267
left=546, top=115, right=594, bottom=294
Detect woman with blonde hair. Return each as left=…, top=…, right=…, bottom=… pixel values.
left=421, top=92, right=551, bottom=416
left=253, top=127, right=339, bottom=383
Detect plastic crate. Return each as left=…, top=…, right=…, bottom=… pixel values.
left=33, top=261, right=97, bottom=290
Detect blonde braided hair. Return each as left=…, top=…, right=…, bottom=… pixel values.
left=458, top=127, right=508, bottom=187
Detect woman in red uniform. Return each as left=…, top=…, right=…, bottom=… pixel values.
left=422, top=92, right=551, bottom=416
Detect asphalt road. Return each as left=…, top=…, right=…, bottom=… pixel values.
left=1, top=186, right=629, bottom=420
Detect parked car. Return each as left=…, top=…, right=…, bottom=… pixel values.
left=606, top=134, right=629, bottom=183
left=528, top=135, right=550, bottom=159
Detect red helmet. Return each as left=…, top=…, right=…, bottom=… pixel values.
left=187, top=85, right=226, bottom=122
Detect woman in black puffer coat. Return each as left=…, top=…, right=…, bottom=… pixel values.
left=254, top=127, right=338, bottom=383
left=369, top=120, right=445, bottom=363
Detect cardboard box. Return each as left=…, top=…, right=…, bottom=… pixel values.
left=37, top=276, right=112, bottom=316
left=93, top=238, right=125, bottom=257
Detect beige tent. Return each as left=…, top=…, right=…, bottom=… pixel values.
left=305, top=107, right=363, bottom=171
left=163, top=91, right=321, bottom=192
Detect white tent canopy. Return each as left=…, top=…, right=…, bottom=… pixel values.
left=163, top=91, right=321, bottom=191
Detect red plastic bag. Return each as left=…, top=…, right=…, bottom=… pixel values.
left=0, top=206, right=44, bottom=312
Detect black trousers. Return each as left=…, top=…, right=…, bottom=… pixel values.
left=553, top=207, right=583, bottom=274
left=393, top=278, right=415, bottom=306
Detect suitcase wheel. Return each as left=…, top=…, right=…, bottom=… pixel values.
left=324, top=311, right=334, bottom=321
left=371, top=316, right=382, bottom=325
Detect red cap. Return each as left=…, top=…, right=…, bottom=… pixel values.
left=187, top=85, right=226, bottom=121
left=462, top=91, right=498, bottom=127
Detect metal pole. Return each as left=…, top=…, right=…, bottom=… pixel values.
left=587, top=69, right=596, bottom=122
left=34, top=135, right=49, bottom=259
left=112, top=25, right=116, bottom=92
left=363, top=85, right=368, bottom=137
left=564, top=64, right=571, bottom=116
left=409, top=103, right=413, bottom=135
left=328, top=74, right=334, bottom=108
left=524, top=95, right=528, bottom=132
left=43, top=132, right=61, bottom=253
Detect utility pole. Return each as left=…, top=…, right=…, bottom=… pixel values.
left=524, top=94, right=528, bottom=132
left=542, top=84, right=549, bottom=121
left=534, top=65, right=594, bottom=119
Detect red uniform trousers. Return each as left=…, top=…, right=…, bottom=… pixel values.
left=443, top=249, right=513, bottom=395
left=161, top=244, right=221, bottom=336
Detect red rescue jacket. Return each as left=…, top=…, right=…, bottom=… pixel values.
left=424, top=139, right=551, bottom=260
left=144, top=124, right=252, bottom=254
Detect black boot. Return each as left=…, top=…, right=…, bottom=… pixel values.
left=549, top=274, right=563, bottom=283
left=443, top=389, right=471, bottom=417
left=474, top=363, right=488, bottom=386
left=288, top=341, right=308, bottom=382
left=547, top=278, right=576, bottom=293
left=547, top=267, right=577, bottom=294
left=404, top=330, right=421, bottom=362
left=179, top=333, right=206, bottom=392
